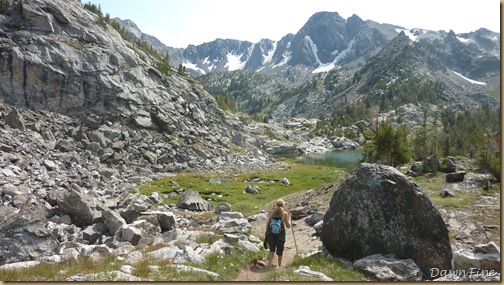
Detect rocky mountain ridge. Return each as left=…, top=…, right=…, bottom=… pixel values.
left=0, top=0, right=282, bottom=172
left=114, top=11, right=500, bottom=80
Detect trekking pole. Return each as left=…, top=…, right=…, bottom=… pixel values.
left=290, top=214, right=299, bottom=256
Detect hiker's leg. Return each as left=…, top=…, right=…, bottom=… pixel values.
left=276, top=241, right=284, bottom=266
left=268, top=251, right=274, bottom=265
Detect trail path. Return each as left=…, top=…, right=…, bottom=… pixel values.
left=234, top=216, right=322, bottom=281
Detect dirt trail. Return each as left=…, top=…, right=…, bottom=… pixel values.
left=234, top=216, right=322, bottom=281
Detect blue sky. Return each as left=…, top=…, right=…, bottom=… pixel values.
left=88, top=0, right=501, bottom=48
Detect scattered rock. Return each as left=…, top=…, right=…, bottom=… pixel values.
left=176, top=190, right=212, bottom=212
left=446, top=172, right=466, bottom=183
left=245, top=184, right=260, bottom=195
left=453, top=241, right=501, bottom=273
left=353, top=253, right=423, bottom=281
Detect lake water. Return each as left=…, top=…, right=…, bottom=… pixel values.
left=279, top=150, right=363, bottom=171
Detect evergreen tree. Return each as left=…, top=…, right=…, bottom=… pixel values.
left=363, top=121, right=410, bottom=166
left=178, top=63, right=185, bottom=76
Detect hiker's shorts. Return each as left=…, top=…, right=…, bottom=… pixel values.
left=267, top=233, right=286, bottom=256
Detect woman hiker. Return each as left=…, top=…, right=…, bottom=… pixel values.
left=265, top=199, right=292, bottom=267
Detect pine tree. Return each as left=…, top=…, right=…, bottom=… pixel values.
left=178, top=63, right=185, bottom=76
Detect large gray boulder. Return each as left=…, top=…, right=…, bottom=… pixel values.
left=320, top=163, right=452, bottom=279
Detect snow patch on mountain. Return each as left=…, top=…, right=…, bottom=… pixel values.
left=272, top=51, right=292, bottom=68
left=225, top=53, right=246, bottom=71
left=263, top=42, right=277, bottom=64
left=184, top=62, right=206, bottom=74
left=395, top=28, right=420, bottom=41
left=456, top=36, right=470, bottom=43
left=451, top=70, right=487, bottom=85
left=306, top=36, right=323, bottom=66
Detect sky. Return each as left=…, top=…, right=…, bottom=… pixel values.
left=88, top=0, right=501, bottom=48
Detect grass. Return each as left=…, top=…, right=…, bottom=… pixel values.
left=262, top=254, right=368, bottom=282
left=139, top=161, right=347, bottom=216
left=0, top=254, right=121, bottom=281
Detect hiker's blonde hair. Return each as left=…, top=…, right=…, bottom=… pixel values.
left=269, top=199, right=285, bottom=220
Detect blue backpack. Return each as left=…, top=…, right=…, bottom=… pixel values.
left=270, top=217, right=282, bottom=235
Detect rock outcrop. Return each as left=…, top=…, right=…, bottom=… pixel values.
left=320, top=163, right=452, bottom=279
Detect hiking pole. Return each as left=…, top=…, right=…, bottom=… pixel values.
left=290, top=216, right=299, bottom=256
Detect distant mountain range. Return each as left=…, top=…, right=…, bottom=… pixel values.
left=115, top=12, right=499, bottom=76
left=114, top=11, right=500, bottom=119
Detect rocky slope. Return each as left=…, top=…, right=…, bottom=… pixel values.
left=0, top=0, right=276, bottom=172
left=0, top=0, right=286, bottom=270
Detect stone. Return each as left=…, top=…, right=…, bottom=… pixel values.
left=446, top=172, right=467, bottom=183
left=214, top=202, right=232, bottom=214
left=82, top=223, right=109, bottom=244
left=56, top=188, right=100, bottom=227
left=320, top=163, right=452, bottom=279
left=245, top=184, right=260, bottom=194
left=439, top=156, right=456, bottom=173
left=155, top=212, right=176, bottom=232
left=125, top=251, right=144, bottom=265
left=305, top=211, right=325, bottom=227
left=176, top=190, right=211, bottom=211
left=115, top=225, right=144, bottom=246
left=440, top=189, right=456, bottom=198
left=354, top=253, right=423, bottom=281
left=280, top=177, right=290, bottom=185
left=208, top=178, right=222, bottom=184
left=293, top=265, right=334, bottom=281
left=289, top=206, right=308, bottom=220
left=453, top=242, right=501, bottom=273
left=5, top=108, right=26, bottom=131
left=102, top=209, right=127, bottom=235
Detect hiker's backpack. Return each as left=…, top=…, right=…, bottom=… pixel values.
left=270, top=217, right=282, bottom=235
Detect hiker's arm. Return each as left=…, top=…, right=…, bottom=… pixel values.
left=285, top=212, right=292, bottom=228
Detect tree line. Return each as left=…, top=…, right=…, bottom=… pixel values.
left=361, top=104, right=500, bottom=181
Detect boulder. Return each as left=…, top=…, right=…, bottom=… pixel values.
left=82, top=223, right=109, bottom=244
left=332, top=137, right=359, bottom=150
left=245, top=184, right=260, bottom=194
left=440, top=189, right=456, bottom=198
left=439, top=156, right=457, bottom=173
left=446, top=172, right=466, bottom=183
left=208, top=178, right=222, bottom=184
left=5, top=108, right=26, bottom=131
left=423, top=155, right=440, bottom=173
left=453, top=241, right=500, bottom=273
left=214, top=202, right=232, bottom=214
left=155, top=212, right=176, bottom=232
left=293, top=265, right=334, bottom=281
left=115, top=225, right=145, bottom=246
left=289, top=207, right=308, bottom=220
left=306, top=211, right=325, bottom=227
left=320, top=163, right=452, bottom=279
left=102, top=209, right=127, bottom=235
left=280, top=178, right=290, bottom=186
left=176, top=190, right=211, bottom=211
left=353, top=253, right=423, bottom=281
left=120, top=194, right=154, bottom=223
left=0, top=204, right=59, bottom=264
left=56, top=187, right=101, bottom=227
